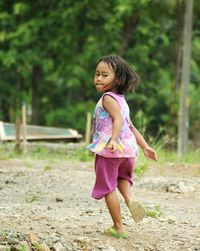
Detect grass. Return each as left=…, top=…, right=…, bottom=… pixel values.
left=44, top=165, right=53, bottom=171
left=25, top=194, right=40, bottom=203
left=155, top=148, right=200, bottom=164
left=18, top=243, right=27, bottom=251
left=137, top=146, right=200, bottom=165
left=134, top=161, right=148, bottom=177
left=134, top=145, right=200, bottom=177
left=32, top=242, right=42, bottom=251
left=0, top=144, right=22, bottom=160
left=146, top=205, right=164, bottom=219
left=0, top=142, right=199, bottom=170
left=0, top=142, right=93, bottom=162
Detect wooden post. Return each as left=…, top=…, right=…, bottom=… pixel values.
left=22, top=101, right=27, bottom=152
left=85, top=112, right=92, bottom=144
left=15, top=119, right=21, bottom=151
left=0, top=121, right=6, bottom=141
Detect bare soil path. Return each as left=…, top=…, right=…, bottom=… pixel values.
left=0, top=158, right=200, bottom=251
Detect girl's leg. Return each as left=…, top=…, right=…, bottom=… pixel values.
left=117, top=179, right=132, bottom=206
left=105, top=190, right=125, bottom=233
left=117, top=158, right=134, bottom=205
left=118, top=178, right=147, bottom=222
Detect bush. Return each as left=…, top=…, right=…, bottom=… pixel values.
left=44, top=101, right=95, bottom=134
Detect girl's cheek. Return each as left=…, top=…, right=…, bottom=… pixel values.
left=102, top=84, right=112, bottom=92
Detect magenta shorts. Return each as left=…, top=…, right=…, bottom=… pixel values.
left=91, top=154, right=135, bottom=199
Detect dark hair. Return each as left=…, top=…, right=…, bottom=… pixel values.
left=97, top=55, right=140, bottom=94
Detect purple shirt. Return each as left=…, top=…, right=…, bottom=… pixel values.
left=87, top=92, right=138, bottom=158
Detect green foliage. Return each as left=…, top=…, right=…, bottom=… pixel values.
left=32, top=242, right=42, bottom=251
left=0, top=144, right=21, bottom=160
left=44, top=165, right=53, bottom=171
left=0, top=0, right=199, bottom=147
left=18, top=243, right=27, bottom=251
left=25, top=194, right=39, bottom=203
left=153, top=148, right=200, bottom=165
left=27, top=145, right=51, bottom=159
left=45, top=101, right=95, bottom=133
left=146, top=205, right=163, bottom=219
left=134, top=161, right=148, bottom=177
left=72, top=145, right=93, bottom=162
left=135, top=135, right=200, bottom=167
left=1, top=142, right=200, bottom=165
left=0, top=142, right=93, bottom=162
left=189, top=82, right=200, bottom=145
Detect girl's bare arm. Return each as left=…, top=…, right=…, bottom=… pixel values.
left=103, top=95, right=122, bottom=152
left=129, top=120, right=158, bottom=161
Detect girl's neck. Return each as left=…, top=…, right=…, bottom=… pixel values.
left=104, top=87, right=118, bottom=94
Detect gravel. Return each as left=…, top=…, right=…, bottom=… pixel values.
left=0, top=157, right=200, bottom=251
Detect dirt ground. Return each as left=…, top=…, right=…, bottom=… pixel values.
left=0, top=154, right=200, bottom=251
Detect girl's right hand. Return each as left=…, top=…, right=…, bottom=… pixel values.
left=107, top=139, right=118, bottom=152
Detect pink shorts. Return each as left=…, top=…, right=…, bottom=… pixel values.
left=91, top=154, right=135, bottom=199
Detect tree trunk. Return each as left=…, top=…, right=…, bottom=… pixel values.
left=31, top=65, right=41, bottom=125
left=177, top=0, right=193, bottom=156
left=119, top=13, right=139, bottom=57
left=168, top=0, right=184, bottom=142
left=174, top=0, right=184, bottom=90
left=1, top=99, right=10, bottom=122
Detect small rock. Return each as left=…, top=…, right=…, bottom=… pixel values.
left=28, top=232, right=39, bottom=244
left=7, top=237, right=19, bottom=245
left=40, top=243, right=51, bottom=251
left=56, top=198, right=63, bottom=202
left=51, top=242, right=65, bottom=251
left=97, top=220, right=103, bottom=224
left=102, top=246, right=116, bottom=251
left=168, top=218, right=176, bottom=224
left=0, top=245, right=10, bottom=251
left=84, top=230, right=93, bottom=234
left=145, top=243, right=155, bottom=251
left=85, top=209, right=93, bottom=214
left=0, top=236, right=6, bottom=242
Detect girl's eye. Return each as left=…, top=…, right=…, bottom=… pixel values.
left=95, top=73, right=108, bottom=77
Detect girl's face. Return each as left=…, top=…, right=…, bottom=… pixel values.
left=94, top=61, right=116, bottom=92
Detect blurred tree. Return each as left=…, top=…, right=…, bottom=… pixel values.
left=0, top=0, right=199, bottom=146
left=178, top=0, right=193, bottom=155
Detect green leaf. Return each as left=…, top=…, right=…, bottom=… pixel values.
left=13, top=3, right=29, bottom=15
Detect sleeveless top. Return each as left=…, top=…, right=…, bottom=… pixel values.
left=87, top=92, right=138, bottom=158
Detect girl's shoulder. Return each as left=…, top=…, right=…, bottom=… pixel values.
left=101, top=92, right=126, bottom=109
left=102, top=92, right=124, bottom=100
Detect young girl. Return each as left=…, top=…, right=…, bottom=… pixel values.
left=87, top=55, right=157, bottom=238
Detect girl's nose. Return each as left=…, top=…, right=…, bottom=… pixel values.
left=96, top=76, right=101, bottom=82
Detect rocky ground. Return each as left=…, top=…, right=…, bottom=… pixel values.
left=0, top=147, right=200, bottom=251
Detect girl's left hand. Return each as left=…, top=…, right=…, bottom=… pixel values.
left=143, top=146, right=158, bottom=161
